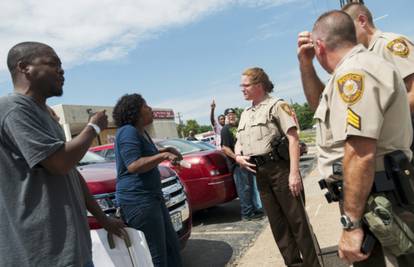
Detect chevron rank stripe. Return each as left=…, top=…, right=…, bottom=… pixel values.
left=347, top=108, right=361, bottom=130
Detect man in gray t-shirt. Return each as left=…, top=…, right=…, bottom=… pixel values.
left=0, top=42, right=124, bottom=267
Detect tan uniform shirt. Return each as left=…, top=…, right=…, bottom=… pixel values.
left=369, top=30, right=414, bottom=79
left=236, top=95, right=297, bottom=156
left=315, top=44, right=413, bottom=178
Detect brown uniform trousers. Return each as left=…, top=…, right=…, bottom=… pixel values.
left=256, top=159, right=320, bottom=267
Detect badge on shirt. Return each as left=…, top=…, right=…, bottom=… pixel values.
left=337, top=73, right=364, bottom=105
left=387, top=38, right=410, bottom=57
left=347, top=108, right=361, bottom=130
left=280, top=103, right=293, bottom=116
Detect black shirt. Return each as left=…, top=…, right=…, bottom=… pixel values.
left=221, top=124, right=238, bottom=169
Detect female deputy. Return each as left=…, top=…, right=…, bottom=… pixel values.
left=235, top=67, right=320, bottom=267
left=113, top=93, right=182, bottom=267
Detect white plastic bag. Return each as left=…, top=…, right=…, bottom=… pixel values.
left=91, top=227, right=154, bottom=267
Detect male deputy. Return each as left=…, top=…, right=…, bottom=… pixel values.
left=235, top=67, right=320, bottom=267
left=298, top=3, right=414, bottom=112
left=0, top=42, right=124, bottom=267
left=299, top=11, right=414, bottom=266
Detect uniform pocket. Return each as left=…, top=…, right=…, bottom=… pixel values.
left=250, top=116, right=270, bottom=140
left=237, top=121, right=247, bottom=145
left=314, top=102, right=333, bottom=147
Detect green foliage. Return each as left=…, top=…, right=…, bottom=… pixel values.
left=299, top=130, right=316, bottom=144
left=234, top=107, right=244, bottom=119
left=176, top=119, right=215, bottom=138
left=199, top=125, right=212, bottom=133
left=291, top=102, right=315, bottom=130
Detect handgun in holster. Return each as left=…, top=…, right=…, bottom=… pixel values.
left=318, top=162, right=343, bottom=203
left=318, top=161, right=377, bottom=255
left=383, top=150, right=414, bottom=207
left=270, top=135, right=290, bottom=161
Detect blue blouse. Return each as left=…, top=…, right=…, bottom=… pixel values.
left=114, top=124, right=163, bottom=205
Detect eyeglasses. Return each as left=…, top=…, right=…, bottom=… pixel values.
left=239, top=83, right=257, bottom=88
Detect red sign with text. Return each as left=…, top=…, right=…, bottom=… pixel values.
left=152, top=110, right=175, bottom=119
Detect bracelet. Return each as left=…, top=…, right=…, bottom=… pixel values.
left=87, top=122, right=101, bottom=135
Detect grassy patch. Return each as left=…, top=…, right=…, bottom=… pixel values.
left=299, top=129, right=316, bottom=145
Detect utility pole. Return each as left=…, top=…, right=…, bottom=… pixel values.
left=340, top=0, right=364, bottom=8
left=176, top=112, right=185, bottom=138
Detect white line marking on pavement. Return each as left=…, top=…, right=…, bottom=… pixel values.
left=314, top=204, right=322, bottom=217
left=191, top=231, right=255, bottom=235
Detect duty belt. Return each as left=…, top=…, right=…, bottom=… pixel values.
left=250, top=151, right=280, bottom=167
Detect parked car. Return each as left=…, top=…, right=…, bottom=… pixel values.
left=90, top=139, right=237, bottom=211
left=190, top=140, right=217, bottom=151
left=77, top=151, right=191, bottom=249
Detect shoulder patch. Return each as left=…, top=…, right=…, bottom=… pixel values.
left=386, top=38, right=410, bottom=57
left=337, top=73, right=364, bottom=105
left=280, top=103, right=293, bottom=116
left=347, top=108, right=361, bottom=130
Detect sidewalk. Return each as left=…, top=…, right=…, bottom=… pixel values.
left=234, top=151, right=347, bottom=267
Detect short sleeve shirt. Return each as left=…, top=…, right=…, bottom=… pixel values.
left=314, top=45, right=413, bottom=177
left=236, top=96, right=297, bottom=156
left=212, top=121, right=223, bottom=149
left=114, top=125, right=163, bottom=205
left=0, top=94, right=92, bottom=267
left=220, top=124, right=237, bottom=168
left=369, top=30, right=414, bottom=79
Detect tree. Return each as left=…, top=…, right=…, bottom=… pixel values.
left=183, top=119, right=200, bottom=137
left=291, top=102, right=315, bottom=130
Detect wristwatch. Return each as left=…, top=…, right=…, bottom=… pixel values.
left=87, top=122, right=101, bottom=135
left=340, top=214, right=362, bottom=230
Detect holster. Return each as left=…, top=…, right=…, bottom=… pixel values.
left=318, top=162, right=343, bottom=203
left=270, top=136, right=290, bottom=161
left=384, top=150, right=414, bottom=207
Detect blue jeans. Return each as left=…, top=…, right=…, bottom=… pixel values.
left=121, top=199, right=182, bottom=267
left=83, top=261, right=94, bottom=267
left=252, top=175, right=263, bottom=210
left=233, top=166, right=259, bottom=217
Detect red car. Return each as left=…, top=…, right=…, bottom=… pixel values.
left=77, top=151, right=191, bottom=249
left=90, top=139, right=237, bottom=211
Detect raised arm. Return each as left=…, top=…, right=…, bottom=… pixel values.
left=40, top=111, right=108, bottom=175
left=210, top=99, right=216, bottom=126
left=297, top=31, right=325, bottom=111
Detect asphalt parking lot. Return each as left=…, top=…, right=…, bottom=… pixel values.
left=181, top=155, right=317, bottom=267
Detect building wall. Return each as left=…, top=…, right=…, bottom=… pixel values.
left=51, top=104, right=178, bottom=145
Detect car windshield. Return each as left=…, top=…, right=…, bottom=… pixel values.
left=79, top=151, right=108, bottom=165
left=157, top=139, right=204, bottom=155
left=192, top=141, right=216, bottom=150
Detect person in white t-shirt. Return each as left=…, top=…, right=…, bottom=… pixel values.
left=210, top=99, right=225, bottom=148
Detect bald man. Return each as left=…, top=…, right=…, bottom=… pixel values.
left=301, top=10, right=414, bottom=266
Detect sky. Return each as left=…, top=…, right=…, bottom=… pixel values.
left=0, top=0, right=413, bottom=125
